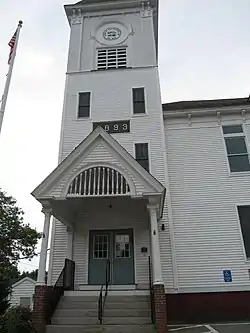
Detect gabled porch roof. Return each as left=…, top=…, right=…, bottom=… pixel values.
left=32, top=127, right=165, bottom=218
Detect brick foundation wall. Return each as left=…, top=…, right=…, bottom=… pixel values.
left=153, top=284, right=168, bottom=333
left=166, top=291, right=250, bottom=324
left=32, top=285, right=52, bottom=333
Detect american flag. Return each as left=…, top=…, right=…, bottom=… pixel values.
left=8, top=30, right=17, bottom=65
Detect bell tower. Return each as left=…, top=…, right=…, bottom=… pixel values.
left=60, top=0, right=167, bottom=183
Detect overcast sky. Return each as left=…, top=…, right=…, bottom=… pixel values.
left=0, top=0, right=249, bottom=273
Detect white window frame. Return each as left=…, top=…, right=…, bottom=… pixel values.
left=133, top=141, right=151, bottom=173
left=222, top=124, right=250, bottom=174
left=235, top=204, right=250, bottom=262
left=131, top=87, right=148, bottom=116
left=76, top=91, right=92, bottom=121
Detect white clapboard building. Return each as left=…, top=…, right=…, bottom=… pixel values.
left=32, top=1, right=250, bottom=332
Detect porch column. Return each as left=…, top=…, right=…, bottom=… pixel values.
left=33, top=206, right=52, bottom=333
left=67, top=227, right=74, bottom=260
left=37, top=207, right=52, bottom=285
left=148, top=204, right=163, bottom=285
left=148, top=204, right=168, bottom=333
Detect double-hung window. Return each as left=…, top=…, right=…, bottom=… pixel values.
left=133, top=88, right=146, bottom=114
left=222, top=125, right=250, bottom=172
left=78, top=92, right=91, bottom=118
left=237, top=206, right=250, bottom=259
left=135, top=143, right=149, bottom=172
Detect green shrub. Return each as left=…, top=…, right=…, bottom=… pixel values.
left=0, top=305, right=35, bottom=333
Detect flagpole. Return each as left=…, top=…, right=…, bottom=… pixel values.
left=0, top=20, right=23, bottom=136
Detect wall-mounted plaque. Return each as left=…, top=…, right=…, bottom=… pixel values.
left=93, top=120, right=130, bottom=134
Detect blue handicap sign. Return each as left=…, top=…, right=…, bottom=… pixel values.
left=223, top=270, right=232, bottom=282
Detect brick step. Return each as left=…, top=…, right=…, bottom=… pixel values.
left=54, top=308, right=151, bottom=318
left=51, top=316, right=151, bottom=325
left=46, top=324, right=153, bottom=333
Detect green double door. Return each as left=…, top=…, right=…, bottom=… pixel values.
left=88, top=229, right=135, bottom=285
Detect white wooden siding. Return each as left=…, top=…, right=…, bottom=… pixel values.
left=50, top=8, right=174, bottom=289
left=10, top=278, right=36, bottom=309
left=50, top=140, right=147, bottom=198
left=51, top=220, right=68, bottom=284
left=165, top=114, right=250, bottom=293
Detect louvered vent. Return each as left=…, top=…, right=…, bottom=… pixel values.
left=68, top=167, right=130, bottom=196
left=97, top=48, right=127, bottom=70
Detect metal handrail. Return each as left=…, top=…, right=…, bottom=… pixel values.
left=148, top=256, right=156, bottom=326
left=46, top=258, right=75, bottom=324
left=98, top=259, right=111, bottom=324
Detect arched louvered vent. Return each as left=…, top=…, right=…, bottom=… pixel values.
left=67, top=167, right=131, bottom=197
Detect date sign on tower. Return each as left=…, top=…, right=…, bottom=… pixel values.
left=93, top=120, right=130, bottom=134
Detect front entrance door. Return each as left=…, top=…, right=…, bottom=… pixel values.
left=88, top=229, right=135, bottom=285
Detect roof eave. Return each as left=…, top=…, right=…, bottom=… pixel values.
left=163, top=104, right=250, bottom=119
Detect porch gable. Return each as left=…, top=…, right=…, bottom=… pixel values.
left=32, top=127, right=165, bottom=212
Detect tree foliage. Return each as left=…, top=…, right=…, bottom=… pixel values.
left=18, top=269, right=38, bottom=281
left=0, top=189, right=41, bottom=314
left=0, top=190, right=40, bottom=267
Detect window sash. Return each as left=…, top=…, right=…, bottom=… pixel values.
left=78, top=93, right=90, bottom=118
left=135, top=143, right=149, bottom=171
left=225, top=137, right=248, bottom=155
left=223, top=126, right=250, bottom=172
left=79, top=92, right=90, bottom=107
left=223, top=125, right=243, bottom=135
left=238, top=206, right=250, bottom=258
left=133, top=88, right=145, bottom=114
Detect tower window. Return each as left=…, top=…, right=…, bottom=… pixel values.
left=133, top=88, right=146, bottom=114
left=78, top=92, right=91, bottom=118
left=97, top=48, right=127, bottom=70
left=135, top=143, right=149, bottom=172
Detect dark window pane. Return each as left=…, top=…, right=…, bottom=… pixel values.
left=229, top=155, right=250, bottom=172
left=135, top=143, right=149, bottom=172
left=223, top=125, right=243, bottom=134
left=133, top=88, right=145, bottom=102
left=78, top=106, right=90, bottom=118
left=238, top=206, right=250, bottom=258
left=137, top=159, right=149, bottom=172
left=135, top=143, right=149, bottom=159
left=225, top=137, right=247, bottom=155
left=79, top=92, right=90, bottom=106
left=134, top=102, right=145, bottom=114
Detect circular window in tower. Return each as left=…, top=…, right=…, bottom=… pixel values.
left=103, top=27, right=122, bottom=41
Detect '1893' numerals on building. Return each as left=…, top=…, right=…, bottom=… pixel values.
left=93, top=120, right=130, bottom=134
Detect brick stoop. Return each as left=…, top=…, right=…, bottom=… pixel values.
left=32, top=285, right=52, bottom=333
left=153, top=284, right=168, bottom=333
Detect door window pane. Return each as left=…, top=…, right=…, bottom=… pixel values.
left=115, top=234, right=130, bottom=258
left=93, top=235, right=108, bottom=259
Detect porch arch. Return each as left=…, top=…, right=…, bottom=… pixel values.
left=66, top=164, right=136, bottom=197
